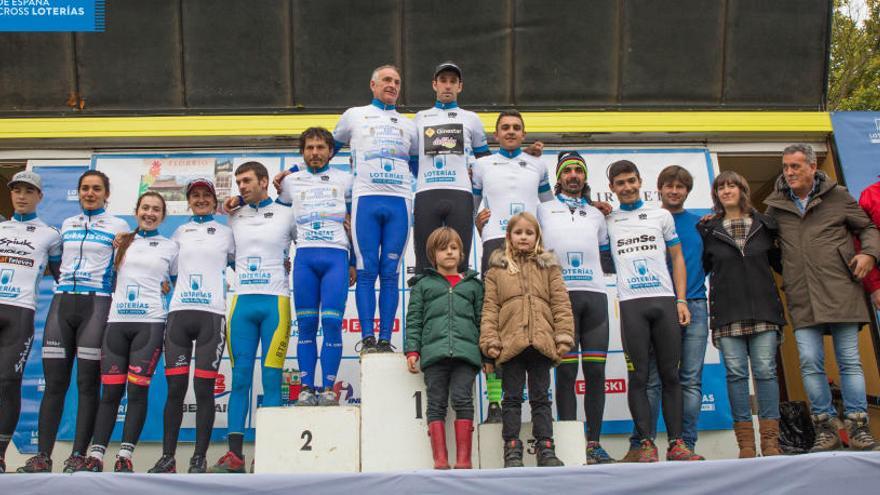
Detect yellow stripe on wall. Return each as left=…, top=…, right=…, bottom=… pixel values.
left=0, top=111, right=832, bottom=140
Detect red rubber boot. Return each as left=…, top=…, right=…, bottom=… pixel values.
left=453, top=419, right=474, bottom=469
left=428, top=420, right=450, bottom=469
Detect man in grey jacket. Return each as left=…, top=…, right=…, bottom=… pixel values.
left=764, top=143, right=880, bottom=452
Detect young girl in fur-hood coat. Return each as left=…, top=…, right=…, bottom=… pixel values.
left=479, top=212, right=574, bottom=468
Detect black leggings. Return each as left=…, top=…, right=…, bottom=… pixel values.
left=413, top=189, right=474, bottom=274
left=0, top=305, right=35, bottom=457
left=39, top=293, right=110, bottom=456
left=162, top=310, right=226, bottom=457
left=91, top=322, right=164, bottom=453
left=620, top=297, right=682, bottom=440
left=555, top=291, right=609, bottom=442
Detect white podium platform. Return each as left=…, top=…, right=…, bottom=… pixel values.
left=254, top=406, right=360, bottom=473
left=360, top=353, right=480, bottom=471
left=478, top=421, right=586, bottom=468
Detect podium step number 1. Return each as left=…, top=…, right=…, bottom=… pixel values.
left=254, top=406, right=361, bottom=473
left=360, top=353, right=479, bottom=471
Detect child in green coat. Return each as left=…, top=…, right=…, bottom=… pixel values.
left=405, top=227, right=483, bottom=470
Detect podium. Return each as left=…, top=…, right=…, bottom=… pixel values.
left=254, top=406, right=361, bottom=473
left=360, top=353, right=480, bottom=471
left=478, top=421, right=586, bottom=468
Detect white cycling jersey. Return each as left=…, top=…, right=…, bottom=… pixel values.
left=471, top=149, right=553, bottom=242
left=228, top=198, right=296, bottom=297
left=279, top=165, right=352, bottom=252
left=333, top=100, right=419, bottom=199
left=413, top=102, right=488, bottom=194
left=605, top=200, right=680, bottom=301
left=108, top=231, right=178, bottom=323
left=538, top=196, right=609, bottom=293
left=169, top=216, right=235, bottom=315
left=56, top=208, right=130, bottom=295
left=0, top=213, right=62, bottom=310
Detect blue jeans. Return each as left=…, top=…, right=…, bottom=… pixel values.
left=795, top=323, right=868, bottom=416
left=629, top=299, right=708, bottom=448
left=717, top=331, right=780, bottom=421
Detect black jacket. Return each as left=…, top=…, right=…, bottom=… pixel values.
left=698, top=210, right=786, bottom=330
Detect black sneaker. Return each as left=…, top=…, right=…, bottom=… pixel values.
left=0, top=456, right=6, bottom=473
left=17, top=453, right=52, bottom=473
left=376, top=339, right=395, bottom=353
left=483, top=402, right=502, bottom=424
left=355, top=336, right=378, bottom=355
left=535, top=439, right=564, bottom=467
left=62, top=452, right=86, bottom=473
left=188, top=455, right=207, bottom=474
left=148, top=455, right=176, bottom=473
left=114, top=456, right=133, bottom=473
left=503, top=439, right=524, bottom=468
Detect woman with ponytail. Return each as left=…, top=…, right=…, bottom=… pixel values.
left=80, top=192, right=178, bottom=472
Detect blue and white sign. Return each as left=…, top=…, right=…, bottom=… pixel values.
left=0, top=0, right=104, bottom=32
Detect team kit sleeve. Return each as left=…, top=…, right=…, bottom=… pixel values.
left=407, top=121, right=419, bottom=176
left=168, top=241, right=180, bottom=284
left=598, top=213, right=610, bottom=250
left=471, top=159, right=484, bottom=211
left=48, top=227, right=63, bottom=261
left=332, top=109, right=353, bottom=155
left=537, top=166, right=553, bottom=203
left=279, top=173, right=299, bottom=206
left=661, top=210, right=681, bottom=246
left=469, top=114, right=490, bottom=156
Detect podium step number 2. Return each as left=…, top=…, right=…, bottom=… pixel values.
left=360, top=353, right=479, bottom=471
left=254, top=406, right=361, bottom=473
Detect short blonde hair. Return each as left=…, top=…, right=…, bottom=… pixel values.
left=426, top=226, right=463, bottom=268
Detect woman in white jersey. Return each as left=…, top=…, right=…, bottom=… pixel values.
left=81, top=192, right=178, bottom=472
left=17, top=170, right=130, bottom=474
left=148, top=178, right=234, bottom=474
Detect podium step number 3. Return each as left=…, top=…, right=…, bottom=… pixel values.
left=478, top=421, right=586, bottom=469
left=254, top=406, right=361, bottom=473
left=360, top=353, right=479, bottom=471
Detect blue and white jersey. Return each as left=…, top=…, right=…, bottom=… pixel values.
left=538, top=197, right=609, bottom=293
left=333, top=99, right=419, bottom=199
left=108, top=231, right=178, bottom=323
left=605, top=200, right=680, bottom=302
left=169, top=216, right=235, bottom=315
left=279, top=165, right=352, bottom=252
left=471, top=149, right=553, bottom=242
left=413, top=102, right=488, bottom=194
left=228, top=198, right=296, bottom=297
left=56, top=208, right=130, bottom=296
left=0, top=213, right=62, bottom=310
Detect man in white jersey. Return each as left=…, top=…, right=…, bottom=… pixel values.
left=411, top=62, right=490, bottom=274
left=332, top=65, right=418, bottom=353
left=473, top=110, right=553, bottom=277
left=211, top=161, right=296, bottom=473
left=472, top=110, right=552, bottom=423
left=278, top=127, right=354, bottom=406
left=277, top=66, right=418, bottom=353
left=604, top=159, right=702, bottom=463
left=0, top=171, right=62, bottom=473
left=537, top=151, right=615, bottom=464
